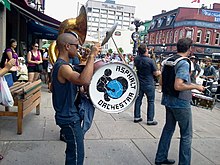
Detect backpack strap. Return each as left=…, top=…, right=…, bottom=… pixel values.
left=163, top=56, right=188, bottom=66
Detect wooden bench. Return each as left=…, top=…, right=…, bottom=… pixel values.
left=0, top=80, right=42, bottom=134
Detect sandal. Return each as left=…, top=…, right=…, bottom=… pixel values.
left=0, top=154, right=3, bottom=160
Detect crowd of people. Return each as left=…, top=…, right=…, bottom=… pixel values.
left=1, top=36, right=220, bottom=165
left=0, top=39, right=52, bottom=91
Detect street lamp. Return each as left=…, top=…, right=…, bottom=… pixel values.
left=129, top=18, right=145, bottom=55
left=161, top=43, right=167, bottom=55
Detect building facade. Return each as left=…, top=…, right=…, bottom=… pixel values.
left=147, top=3, right=220, bottom=60
left=85, top=0, right=135, bottom=44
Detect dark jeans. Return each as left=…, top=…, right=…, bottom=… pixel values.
left=60, top=121, right=84, bottom=165
left=155, top=107, right=192, bottom=165
left=134, top=84, right=155, bottom=121
left=9, top=71, right=18, bottom=82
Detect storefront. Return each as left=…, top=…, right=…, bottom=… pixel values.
left=0, top=0, right=60, bottom=57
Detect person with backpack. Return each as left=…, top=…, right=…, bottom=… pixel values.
left=155, top=38, right=205, bottom=165
left=0, top=38, right=20, bottom=82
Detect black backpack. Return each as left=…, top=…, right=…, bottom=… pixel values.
left=162, top=55, right=191, bottom=97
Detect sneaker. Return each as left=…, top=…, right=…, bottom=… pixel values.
left=155, top=159, right=175, bottom=165
left=134, top=118, right=143, bottom=123
left=147, top=120, right=158, bottom=125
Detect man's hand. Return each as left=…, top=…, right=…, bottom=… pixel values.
left=5, top=59, right=16, bottom=70
left=196, top=84, right=205, bottom=92
left=90, top=43, right=102, bottom=57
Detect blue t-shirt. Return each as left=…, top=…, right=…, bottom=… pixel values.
left=52, top=58, right=80, bottom=126
left=161, top=60, right=191, bottom=108
left=134, top=55, right=157, bottom=86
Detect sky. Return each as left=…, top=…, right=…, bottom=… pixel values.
left=45, top=0, right=218, bottom=22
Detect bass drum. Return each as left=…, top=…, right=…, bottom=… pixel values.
left=89, top=61, right=139, bottom=113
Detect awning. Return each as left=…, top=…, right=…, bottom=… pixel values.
left=0, top=0, right=10, bottom=10
left=9, top=0, right=60, bottom=29
left=28, top=21, right=58, bottom=40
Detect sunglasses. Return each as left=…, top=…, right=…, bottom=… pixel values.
left=68, top=43, right=81, bottom=49
left=34, top=45, right=39, bottom=47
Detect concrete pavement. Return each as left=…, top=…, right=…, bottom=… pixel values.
left=0, top=84, right=220, bottom=165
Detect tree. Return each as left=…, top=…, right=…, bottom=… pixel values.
left=108, top=48, right=113, bottom=54
left=118, top=47, right=124, bottom=54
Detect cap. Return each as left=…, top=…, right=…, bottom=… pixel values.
left=204, top=56, right=212, bottom=61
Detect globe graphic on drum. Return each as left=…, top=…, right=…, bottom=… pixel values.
left=106, top=80, right=123, bottom=99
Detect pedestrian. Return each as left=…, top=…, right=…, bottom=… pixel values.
left=189, top=55, right=201, bottom=83
left=0, top=38, right=20, bottom=82
left=155, top=38, right=205, bottom=165
left=27, top=43, right=43, bottom=82
left=133, top=43, right=161, bottom=125
left=51, top=32, right=101, bottom=165
left=0, top=58, right=16, bottom=161
left=42, top=48, right=49, bottom=83
left=200, top=56, right=217, bottom=80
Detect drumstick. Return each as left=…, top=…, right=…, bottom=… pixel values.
left=110, top=37, right=126, bottom=63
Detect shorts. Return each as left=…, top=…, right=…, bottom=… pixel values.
left=28, top=65, right=40, bottom=73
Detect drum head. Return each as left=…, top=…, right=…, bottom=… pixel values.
left=89, top=62, right=139, bottom=113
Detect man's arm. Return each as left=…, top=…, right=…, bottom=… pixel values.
left=59, top=44, right=101, bottom=86
left=174, top=78, right=204, bottom=92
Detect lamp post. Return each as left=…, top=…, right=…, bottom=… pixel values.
left=129, top=18, right=145, bottom=55
left=161, top=43, right=167, bottom=55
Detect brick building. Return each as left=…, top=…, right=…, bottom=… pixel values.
left=147, top=3, right=220, bottom=60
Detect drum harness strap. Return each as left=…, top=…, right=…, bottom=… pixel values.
left=162, top=55, right=191, bottom=99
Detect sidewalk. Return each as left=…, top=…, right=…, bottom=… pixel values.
left=0, top=84, right=220, bottom=165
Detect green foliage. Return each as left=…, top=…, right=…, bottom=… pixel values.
left=108, top=48, right=113, bottom=54
left=118, top=47, right=124, bottom=54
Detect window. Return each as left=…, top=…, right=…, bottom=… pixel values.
left=166, top=31, right=169, bottom=43
left=93, top=8, right=100, bottom=13
left=174, top=30, right=178, bottom=43
left=156, top=33, right=159, bottom=44
left=186, top=30, right=193, bottom=39
left=196, top=30, right=202, bottom=43
left=159, top=32, right=162, bottom=44
left=108, top=15, right=115, bottom=19
left=179, top=30, right=183, bottom=39
left=205, top=31, right=211, bottom=44
left=215, top=33, right=220, bottom=45
left=169, top=31, right=173, bottom=43
left=157, top=18, right=163, bottom=27
left=108, top=10, right=115, bottom=15
left=166, top=15, right=175, bottom=26
left=101, top=9, right=107, bottom=14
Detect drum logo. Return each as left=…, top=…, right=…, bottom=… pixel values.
left=89, top=63, right=139, bottom=113
left=97, top=69, right=128, bottom=101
